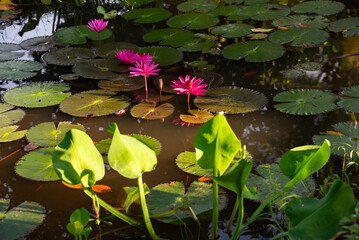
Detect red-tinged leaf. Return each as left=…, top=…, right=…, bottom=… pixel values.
left=84, top=114, right=93, bottom=119
left=62, top=181, right=82, bottom=189
left=278, top=26, right=289, bottom=30
left=294, top=23, right=312, bottom=28
left=198, top=176, right=212, bottom=182
left=24, top=142, right=39, bottom=151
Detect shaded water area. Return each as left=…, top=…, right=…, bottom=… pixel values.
left=0, top=0, right=359, bottom=239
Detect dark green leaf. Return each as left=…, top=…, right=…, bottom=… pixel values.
left=269, top=28, right=329, bottom=47
left=167, top=13, right=219, bottom=30
left=123, top=8, right=171, bottom=23
left=291, top=1, right=345, bottom=16
left=143, top=28, right=194, bottom=47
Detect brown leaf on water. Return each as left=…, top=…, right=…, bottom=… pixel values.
left=24, top=142, right=39, bottom=151
left=198, top=176, right=212, bottom=182
left=326, top=131, right=345, bottom=136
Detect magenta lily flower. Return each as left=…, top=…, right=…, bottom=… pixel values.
left=87, top=18, right=108, bottom=47
left=115, top=50, right=136, bottom=65
left=171, top=75, right=208, bottom=110
left=132, top=53, right=154, bottom=64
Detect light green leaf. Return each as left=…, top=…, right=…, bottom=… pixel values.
left=0, top=103, right=25, bottom=128
left=0, top=125, right=27, bottom=142
left=123, top=183, right=150, bottom=213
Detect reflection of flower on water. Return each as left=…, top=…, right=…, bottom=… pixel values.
left=133, top=88, right=156, bottom=101
left=172, top=116, right=195, bottom=127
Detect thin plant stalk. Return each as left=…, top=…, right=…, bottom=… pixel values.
left=144, top=76, right=148, bottom=101
left=212, top=170, right=219, bottom=240
left=98, top=32, right=101, bottom=47
left=187, top=93, right=191, bottom=111
left=159, top=78, right=163, bottom=102
left=227, top=196, right=239, bottom=233
left=138, top=175, right=157, bottom=239
left=230, top=196, right=244, bottom=240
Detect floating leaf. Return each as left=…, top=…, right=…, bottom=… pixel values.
left=269, top=28, right=329, bottom=47
left=0, top=60, right=42, bottom=80
left=143, top=28, right=194, bottom=47
left=234, top=4, right=290, bottom=21
left=43, top=47, right=96, bottom=66
left=294, top=62, right=322, bottom=71
left=15, top=147, right=60, bottom=181
left=59, top=74, right=79, bottom=81
left=273, top=89, right=338, bottom=115
left=60, top=90, right=130, bottom=117
left=62, top=181, right=112, bottom=193
left=291, top=1, right=345, bottom=16
left=96, top=42, right=139, bottom=58
left=3, top=82, right=70, bottom=108
left=224, top=0, right=244, bottom=3
left=26, top=122, right=85, bottom=147
left=272, top=15, right=329, bottom=29
left=139, top=46, right=183, bottom=66
left=245, top=0, right=269, bottom=4
left=0, top=43, right=24, bottom=60
left=123, top=8, right=171, bottom=23
left=180, top=109, right=213, bottom=124
left=121, top=0, right=154, bottom=7
left=337, top=86, right=359, bottom=113
left=98, top=75, right=144, bottom=92
left=0, top=103, right=25, bottom=128
left=178, top=38, right=216, bottom=52
left=328, top=17, right=359, bottom=37
left=313, top=122, right=359, bottom=160
left=222, top=41, right=285, bottom=62
left=281, top=69, right=305, bottom=79
left=167, top=13, right=219, bottom=30
left=147, top=181, right=227, bottom=224
left=210, top=5, right=240, bottom=17
left=73, top=59, right=129, bottom=79
left=0, top=125, right=27, bottom=142
left=0, top=199, right=46, bottom=240
left=54, top=25, right=112, bottom=45
left=176, top=0, right=218, bottom=12
left=20, top=36, right=56, bottom=52
left=211, top=23, right=253, bottom=38
left=130, top=102, right=174, bottom=120
left=194, top=87, right=267, bottom=114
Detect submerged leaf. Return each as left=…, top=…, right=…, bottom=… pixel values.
left=130, top=102, right=174, bottom=120
left=0, top=103, right=25, bottom=128
left=0, top=43, right=24, bottom=60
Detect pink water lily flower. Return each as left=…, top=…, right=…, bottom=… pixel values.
left=87, top=18, right=108, bottom=47
left=132, top=53, right=154, bottom=64
left=115, top=50, right=136, bottom=65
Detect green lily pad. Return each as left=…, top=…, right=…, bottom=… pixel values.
left=147, top=181, right=227, bottom=224
left=60, top=90, right=130, bottom=117
left=98, top=75, right=144, bottom=92
left=312, top=122, right=359, bottom=160
left=0, top=43, right=24, bottom=60
left=139, top=46, right=183, bottom=66
left=178, top=39, right=216, bottom=52
left=233, top=4, right=290, bottom=21
left=210, top=5, right=240, bottom=17
left=0, top=125, right=27, bottom=142
left=222, top=41, right=285, bottom=62
left=3, top=82, right=70, bottom=108
left=0, top=199, right=46, bottom=240
left=54, top=25, right=112, bottom=45
left=43, top=47, right=96, bottom=66
left=211, top=23, right=254, bottom=38
left=15, top=147, right=60, bottom=181
left=0, top=103, right=25, bottom=128
left=246, top=164, right=315, bottom=206
left=245, top=0, right=269, bottom=5
left=73, top=59, right=129, bottom=79
left=176, top=0, right=218, bottom=12
left=194, top=87, right=268, bottom=114
left=180, top=109, right=214, bottom=124
left=224, top=0, right=244, bottom=3
left=130, top=102, right=174, bottom=120
left=337, top=86, right=359, bottom=113
left=272, top=15, right=330, bottom=29
left=20, top=36, right=56, bottom=52
left=143, top=28, right=194, bottom=47
left=123, top=8, right=171, bottom=23
left=167, top=13, right=219, bottom=30
left=59, top=74, right=79, bottom=81
left=269, top=28, right=329, bottom=47
left=281, top=69, right=305, bottom=79
left=328, top=17, right=359, bottom=37
left=96, top=42, right=139, bottom=58
left=291, top=1, right=345, bottom=16
left=121, top=0, right=154, bottom=7
left=26, top=122, right=85, bottom=147
left=294, top=62, right=322, bottom=71
left=0, top=60, right=42, bottom=80
left=273, top=89, right=338, bottom=115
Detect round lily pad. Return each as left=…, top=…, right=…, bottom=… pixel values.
left=178, top=39, right=216, bottom=52
left=0, top=43, right=24, bottom=60
left=42, top=47, right=96, bottom=66
left=177, top=0, right=218, bottom=12
left=96, top=42, right=139, bottom=58
left=234, top=4, right=290, bottom=21
left=54, top=25, right=112, bottom=45
left=59, top=74, right=79, bottom=81
left=291, top=1, right=345, bottom=16
left=167, top=13, right=219, bottom=30
left=123, top=8, right=171, bottom=23
left=210, top=5, right=240, bottom=17
left=98, top=75, right=144, bottom=92
left=328, top=17, right=359, bottom=37
left=0, top=60, right=42, bottom=80
left=211, top=23, right=254, bottom=38
left=15, top=147, right=60, bottom=181
left=3, top=82, right=70, bottom=108
left=0, top=103, right=25, bottom=128
left=73, top=59, right=129, bottom=79
left=337, top=86, right=359, bottom=113
left=139, top=46, right=183, bottom=66
left=147, top=181, right=227, bottom=224
left=273, top=89, right=338, bottom=115
left=20, top=36, right=56, bottom=52
left=180, top=109, right=214, bottom=124
left=222, top=41, right=285, bottom=62
left=269, top=28, right=329, bottom=47
left=272, top=15, right=330, bottom=29
left=130, top=102, right=174, bottom=120
left=0, top=125, right=27, bottom=142
left=224, top=0, right=244, bottom=3
left=194, top=87, right=268, bottom=114
left=60, top=90, right=130, bottom=117
left=245, top=0, right=269, bottom=4
left=26, top=121, right=85, bottom=147
left=143, top=28, right=194, bottom=47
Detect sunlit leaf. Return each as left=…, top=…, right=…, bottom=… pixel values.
left=98, top=75, right=144, bottom=92
left=294, top=62, right=322, bottom=71
left=0, top=125, right=27, bottom=142
left=123, top=8, right=171, bottom=23
left=291, top=0, right=345, bottom=16
left=167, top=13, right=219, bottom=30
left=0, top=103, right=25, bottom=128
left=130, top=102, right=174, bottom=120
left=269, top=28, right=329, bottom=47
left=62, top=181, right=112, bottom=193
left=180, top=109, right=213, bottom=124
left=0, top=43, right=24, bottom=60
left=0, top=60, right=42, bottom=80
left=143, top=28, right=194, bottom=47
left=43, top=47, right=96, bottom=66
left=73, top=59, right=129, bottom=79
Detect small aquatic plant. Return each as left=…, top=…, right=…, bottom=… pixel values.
left=87, top=18, right=108, bottom=46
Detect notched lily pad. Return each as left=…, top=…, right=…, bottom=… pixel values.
left=176, top=0, right=218, bottom=12
left=139, top=46, right=183, bottom=66
left=60, top=90, right=130, bottom=117
left=210, top=5, right=240, bottom=17
left=167, top=13, right=219, bottom=30
left=98, top=75, right=144, bottom=92
left=0, top=103, right=25, bottom=128
left=273, top=89, right=338, bottom=115
left=143, top=28, right=194, bottom=47
left=269, top=28, right=329, bottom=47
left=96, top=42, right=139, bottom=58
left=291, top=1, right=345, bottom=16
left=15, top=147, right=60, bottom=181
left=272, top=15, right=329, bottom=29
left=194, top=86, right=268, bottom=114
left=328, top=17, right=359, bottom=37
left=3, top=82, right=70, bottom=108
left=0, top=60, right=42, bottom=80
left=73, top=59, right=129, bottom=79
left=0, top=125, right=27, bottom=142
left=54, top=25, right=112, bottom=45
left=337, top=86, right=359, bottom=113
left=211, top=23, right=254, bottom=38
left=123, top=8, right=171, bottom=23
left=43, top=47, right=96, bottom=66
left=130, top=102, right=174, bottom=120
left=180, top=109, right=213, bottom=124
left=0, top=43, right=24, bottom=60
left=178, top=38, right=216, bottom=52
left=20, top=36, right=56, bottom=52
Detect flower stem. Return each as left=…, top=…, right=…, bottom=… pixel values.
left=187, top=93, right=191, bottom=111
left=211, top=170, right=219, bottom=240
left=144, top=76, right=148, bottom=101
left=98, top=32, right=101, bottom=47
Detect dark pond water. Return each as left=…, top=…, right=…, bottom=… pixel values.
left=0, top=0, right=359, bottom=239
